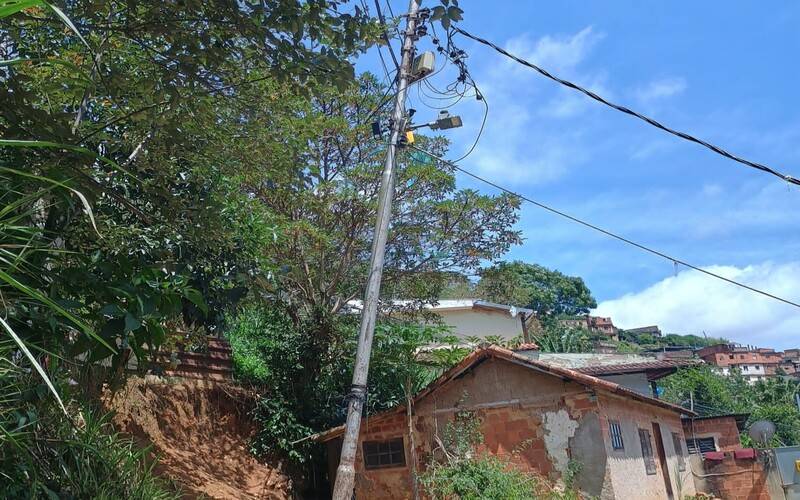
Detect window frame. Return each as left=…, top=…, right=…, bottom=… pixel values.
left=609, top=420, right=625, bottom=450
left=362, top=437, right=406, bottom=470
left=671, top=432, right=686, bottom=471
left=686, top=436, right=716, bottom=454
left=638, top=428, right=657, bottom=475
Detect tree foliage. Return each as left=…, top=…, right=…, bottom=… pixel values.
left=475, top=261, right=596, bottom=316
left=0, top=0, right=382, bottom=493
left=532, top=320, right=592, bottom=354
left=225, top=303, right=463, bottom=463
left=662, top=366, right=800, bottom=446
left=233, top=75, right=521, bottom=322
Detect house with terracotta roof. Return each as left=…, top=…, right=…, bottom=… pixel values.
left=317, top=345, right=697, bottom=499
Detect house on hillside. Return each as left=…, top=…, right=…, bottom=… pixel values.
left=559, top=315, right=619, bottom=340
left=346, top=299, right=537, bottom=342
left=624, top=325, right=663, bottom=338
left=318, top=345, right=697, bottom=499
left=697, top=343, right=796, bottom=382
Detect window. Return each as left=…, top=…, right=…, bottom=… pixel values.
left=671, top=432, right=686, bottom=471
left=363, top=438, right=405, bottom=470
left=729, top=355, right=734, bottom=360
left=638, top=428, right=657, bottom=475
left=609, top=420, right=624, bottom=450
left=686, top=437, right=716, bottom=454
left=743, top=365, right=749, bottom=371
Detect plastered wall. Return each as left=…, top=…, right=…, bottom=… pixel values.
left=431, top=308, right=525, bottom=340
left=599, top=392, right=696, bottom=500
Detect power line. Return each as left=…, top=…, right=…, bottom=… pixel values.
left=372, top=0, right=401, bottom=73
left=408, top=144, right=800, bottom=311
left=453, top=27, right=800, bottom=187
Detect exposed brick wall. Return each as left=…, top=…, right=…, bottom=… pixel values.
left=326, top=357, right=692, bottom=500
left=702, top=452, right=769, bottom=500
left=682, top=416, right=741, bottom=451
left=353, top=412, right=414, bottom=499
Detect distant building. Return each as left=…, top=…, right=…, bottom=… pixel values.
left=559, top=315, right=619, bottom=340
left=624, top=325, right=663, bottom=338
left=696, top=343, right=796, bottom=382
left=644, top=345, right=696, bottom=360
left=346, top=299, right=536, bottom=343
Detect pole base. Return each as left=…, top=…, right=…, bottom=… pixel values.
left=331, top=463, right=356, bottom=500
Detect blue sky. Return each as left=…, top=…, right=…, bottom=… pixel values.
left=361, top=2, right=800, bottom=348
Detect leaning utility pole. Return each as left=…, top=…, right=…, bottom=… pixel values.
left=331, top=1, right=421, bottom=498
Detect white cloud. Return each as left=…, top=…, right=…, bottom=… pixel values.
left=634, top=77, right=687, bottom=104
left=595, top=262, right=800, bottom=349
left=456, top=26, right=606, bottom=186
left=505, top=27, right=605, bottom=74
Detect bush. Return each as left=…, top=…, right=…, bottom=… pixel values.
left=420, top=408, right=582, bottom=500
left=225, top=304, right=466, bottom=466
left=225, top=305, right=303, bottom=386
left=0, top=357, right=178, bottom=499
left=250, top=397, right=314, bottom=463
left=421, top=454, right=540, bottom=500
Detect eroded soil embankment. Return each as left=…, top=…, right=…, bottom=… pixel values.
left=107, top=376, right=292, bottom=499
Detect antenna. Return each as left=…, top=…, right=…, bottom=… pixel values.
left=748, top=420, right=776, bottom=448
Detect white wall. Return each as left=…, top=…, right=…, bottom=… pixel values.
left=432, top=308, right=524, bottom=340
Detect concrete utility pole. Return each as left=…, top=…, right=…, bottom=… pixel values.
left=331, top=1, right=421, bottom=498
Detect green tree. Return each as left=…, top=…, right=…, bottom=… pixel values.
left=662, top=366, right=800, bottom=446
left=532, top=320, right=592, bottom=353
left=0, top=0, right=380, bottom=363
left=476, top=261, right=596, bottom=316
left=1, top=0, right=380, bottom=493
left=228, top=74, right=521, bottom=331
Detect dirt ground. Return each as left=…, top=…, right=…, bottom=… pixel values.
left=106, top=376, right=293, bottom=499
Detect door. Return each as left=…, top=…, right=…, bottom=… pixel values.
left=652, top=422, right=674, bottom=499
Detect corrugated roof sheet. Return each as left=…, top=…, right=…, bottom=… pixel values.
left=574, top=359, right=699, bottom=376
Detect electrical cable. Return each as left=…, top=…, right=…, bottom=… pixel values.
left=408, top=145, right=800, bottom=311
left=453, top=27, right=800, bottom=187
left=450, top=75, right=488, bottom=163
left=372, top=0, right=401, bottom=73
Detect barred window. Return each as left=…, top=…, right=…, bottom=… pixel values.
left=686, top=437, right=716, bottom=454
left=609, top=420, right=624, bottom=450
left=638, top=428, right=657, bottom=475
left=363, top=438, right=405, bottom=470
left=671, top=432, right=686, bottom=471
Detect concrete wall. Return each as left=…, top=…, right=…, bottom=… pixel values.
left=599, top=393, right=696, bottom=500
left=598, top=373, right=652, bottom=396
left=412, top=358, right=598, bottom=480
left=431, top=308, right=524, bottom=340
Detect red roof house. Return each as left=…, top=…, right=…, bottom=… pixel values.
left=318, top=345, right=697, bottom=499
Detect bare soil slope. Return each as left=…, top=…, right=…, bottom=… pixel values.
left=107, top=376, right=292, bottom=499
